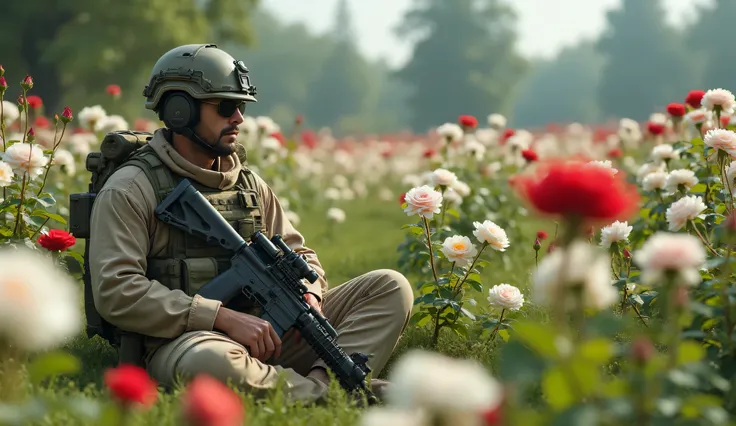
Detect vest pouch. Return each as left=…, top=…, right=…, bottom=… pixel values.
left=235, top=218, right=257, bottom=240
left=181, top=257, right=219, bottom=296
left=147, top=258, right=183, bottom=291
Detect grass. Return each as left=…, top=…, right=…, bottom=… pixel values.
left=13, top=192, right=546, bottom=425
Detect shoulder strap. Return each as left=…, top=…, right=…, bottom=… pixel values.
left=239, top=167, right=259, bottom=192
left=119, top=145, right=178, bottom=204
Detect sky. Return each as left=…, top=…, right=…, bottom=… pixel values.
left=263, top=0, right=713, bottom=68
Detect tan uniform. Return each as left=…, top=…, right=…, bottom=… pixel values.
left=88, top=129, right=414, bottom=402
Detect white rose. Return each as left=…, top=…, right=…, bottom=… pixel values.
left=633, top=232, right=706, bottom=287
left=440, top=235, right=478, bottom=266
left=78, top=105, right=107, bottom=131
left=702, top=88, right=736, bottom=114
left=403, top=185, right=443, bottom=220
left=2, top=142, right=49, bottom=177
left=664, top=169, right=698, bottom=194
left=586, top=160, right=618, bottom=175
left=431, top=168, right=458, bottom=187
left=599, top=220, right=633, bottom=248
left=0, top=161, right=14, bottom=187
left=452, top=180, right=471, bottom=197
left=2, top=101, right=19, bottom=126
left=651, top=144, right=679, bottom=163
left=472, top=220, right=510, bottom=251
left=326, top=207, right=346, bottom=223
left=703, top=129, right=736, bottom=157
left=487, top=284, right=524, bottom=311
left=487, top=113, right=507, bottom=129
left=642, top=171, right=668, bottom=192
left=666, top=195, right=706, bottom=232
left=436, top=123, right=463, bottom=142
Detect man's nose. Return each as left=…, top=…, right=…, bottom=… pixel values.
left=230, top=107, right=245, bottom=125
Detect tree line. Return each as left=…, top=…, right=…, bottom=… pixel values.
left=0, top=0, right=733, bottom=135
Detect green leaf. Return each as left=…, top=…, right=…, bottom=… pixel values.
left=27, top=351, right=81, bottom=385
left=30, top=209, right=66, bottom=225
left=512, top=320, right=560, bottom=358
left=498, top=329, right=510, bottom=342
left=677, top=341, right=705, bottom=365
left=460, top=307, right=476, bottom=320
left=64, top=250, right=85, bottom=268
left=578, top=339, right=614, bottom=364
left=542, top=367, right=575, bottom=410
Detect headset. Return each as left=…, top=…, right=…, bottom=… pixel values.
left=156, top=91, right=231, bottom=157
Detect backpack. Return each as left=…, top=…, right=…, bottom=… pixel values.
left=69, top=130, right=154, bottom=345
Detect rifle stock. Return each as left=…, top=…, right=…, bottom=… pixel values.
left=154, top=179, right=376, bottom=402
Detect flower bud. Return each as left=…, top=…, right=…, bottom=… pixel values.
left=21, top=75, right=33, bottom=90
left=0, top=65, right=4, bottom=77
left=724, top=211, right=736, bottom=232
left=630, top=336, right=655, bottom=365
left=26, top=127, right=36, bottom=143
left=61, top=106, right=73, bottom=123
left=0, top=77, right=6, bottom=95
left=623, top=248, right=631, bottom=258
left=533, top=238, right=541, bottom=251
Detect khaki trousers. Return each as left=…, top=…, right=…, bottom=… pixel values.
left=146, top=269, right=414, bottom=403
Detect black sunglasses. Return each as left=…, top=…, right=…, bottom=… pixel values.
left=202, top=99, right=247, bottom=118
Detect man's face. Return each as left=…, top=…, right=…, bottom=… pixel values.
left=194, top=98, right=247, bottom=156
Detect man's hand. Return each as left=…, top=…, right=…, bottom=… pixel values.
left=304, top=292, right=322, bottom=315
left=284, top=293, right=323, bottom=344
left=214, top=307, right=282, bottom=362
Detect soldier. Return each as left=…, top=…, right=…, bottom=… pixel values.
left=88, top=44, right=414, bottom=404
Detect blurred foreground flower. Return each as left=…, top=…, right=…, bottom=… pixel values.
left=182, top=375, right=245, bottom=426
left=382, top=350, right=503, bottom=426
left=532, top=240, right=616, bottom=311
left=513, top=160, right=640, bottom=227
left=104, top=364, right=158, bottom=410
left=0, top=247, right=82, bottom=352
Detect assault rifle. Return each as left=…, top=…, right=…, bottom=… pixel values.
left=154, top=178, right=377, bottom=403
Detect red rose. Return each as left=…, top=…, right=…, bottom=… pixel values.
left=647, top=122, right=665, bottom=135
left=34, top=116, right=50, bottom=129
left=536, top=230, right=548, bottom=240
left=181, top=375, right=245, bottom=426
left=722, top=115, right=731, bottom=128
left=513, top=160, right=640, bottom=223
left=608, top=148, right=623, bottom=158
left=104, top=364, right=158, bottom=409
left=458, top=115, right=478, bottom=128
left=482, top=406, right=502, bottom=425
left=26, top=95, right=42, bottom=109
left=270, top=132, right=286, bottom=146
left=106, top=84, right=121, bottom=96
left=501, top=128, right=515, bottom=144
left=300, top=130, right=318, bottom=149
left=521, top=149, right=537, bottom=162
left=666, top=103, right=686, bottom=117
left=37, top=229, right=76, bottom=251
left=423, top=148, right=436, bottom=158
left=685, top=90, right=705, bottom=109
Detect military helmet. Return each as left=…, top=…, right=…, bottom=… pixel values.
left=143, top=44, right=257, bottom=111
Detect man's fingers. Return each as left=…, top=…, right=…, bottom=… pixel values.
left=268, top=325, right=282, bottom=359
left=257, top=339, right=266, bottom=361
left=263, top=335, right=275, bottom=361
left=249, top=341, right=261, bottom=360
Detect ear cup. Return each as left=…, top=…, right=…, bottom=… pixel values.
left=161, top=92, right=199, bottom=129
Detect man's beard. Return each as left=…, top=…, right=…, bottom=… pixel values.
left=196, top=125, right=238, bottom=158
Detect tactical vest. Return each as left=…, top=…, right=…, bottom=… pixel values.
left=116, top=144, right=267, bottom=363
